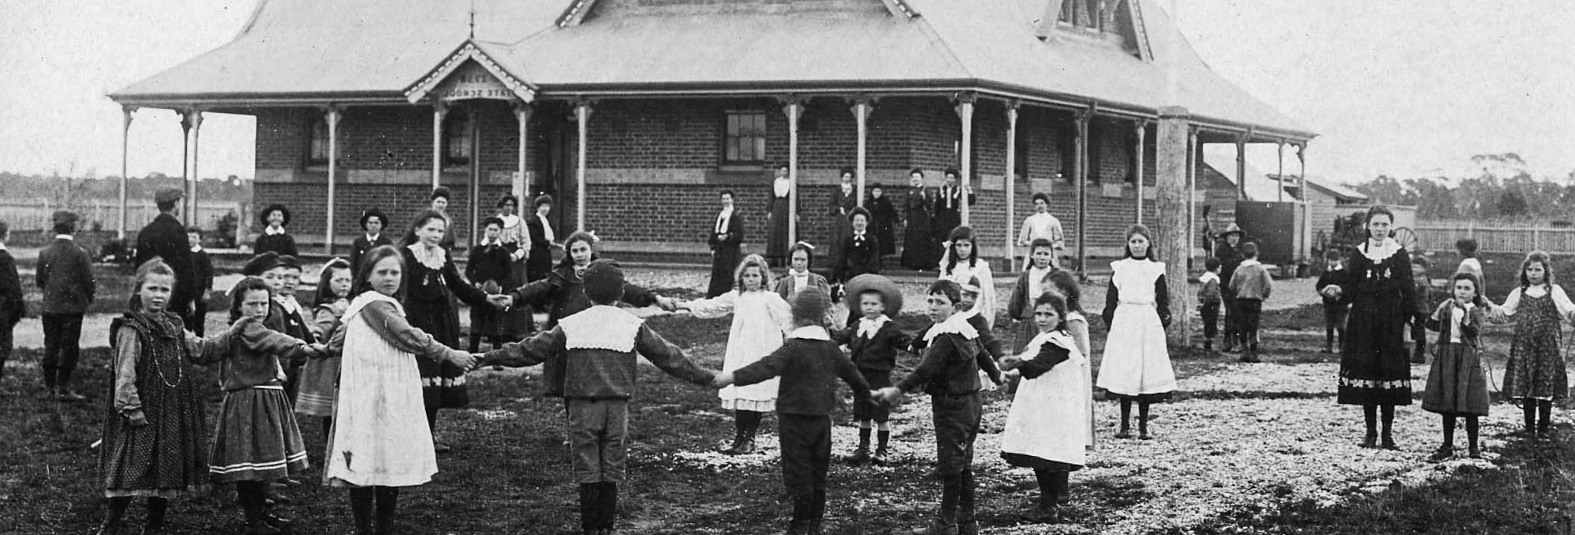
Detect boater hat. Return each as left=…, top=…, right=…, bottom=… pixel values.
left=1220, top=223, right=1245, bottom=238
left=843, top=274, right=903, bottom=317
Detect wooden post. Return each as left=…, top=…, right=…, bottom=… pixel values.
left=324, top=106, right=341, bottom=254
left=119, top=107, right=135, bottom=239
left=954, top=94, right=976, bottom=227
left=432, top=102, right=448, bottom=189
left=575, top=100, right=593, bottom=232
left=469, top=104, right=482, bottom=247
left=1158, top=107, right=1193, bottom=345
left=851, top=98, right=873, bottom=207
left=1004, top=101, right=1020, bottom=268
left=178, top=111, right=194, bottom=227
left=1234, top=132, right=1247, bottom=201
left=1134, top=119, right=1148, bottom=224
left=1188, top=128, right=1198, bottom=262
left=514, top=103, right=533, bottom=203
left=1276, top=141, right=1286, bottom=202
left=1073, top=108, right=1091, bottom=275
left=783, top=98, right=804, bottom=246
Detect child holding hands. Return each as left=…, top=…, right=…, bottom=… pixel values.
left=1422, top=272, right=1490, bottom=461
left=831, top=274, right=911, bottom=464
left=714, top=287, right=871, bottom=534
left=96, top=259, right=257, bottom=535
left=480, top=259, right=716, bottom=535
left=1000, top=291, right=1091, bottom=521
left=1490, top=251, right=1572, bottom=437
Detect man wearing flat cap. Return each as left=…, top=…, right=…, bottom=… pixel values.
left=38, top=210, right=95, bottom=400
left=136, top=187, right=198, bottom=327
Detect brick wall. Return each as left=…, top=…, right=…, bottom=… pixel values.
left=252, top=97, right=1230, bottom=260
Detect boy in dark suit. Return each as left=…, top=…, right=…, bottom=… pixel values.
left=0, top=221, right=22, bottom=380
left=38, top=211, right=95, bottom=400
left=832, top=275, right=910, bottom=465
left=187, top=228, right=214, bottom=336
left=715, top=287, right=871, bottom=535
left=466, top=217, right=515, bottom=351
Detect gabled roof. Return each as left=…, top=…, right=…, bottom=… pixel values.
left=110, top=0, right=1313, bottom=139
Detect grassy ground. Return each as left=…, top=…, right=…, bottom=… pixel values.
left=2, top=276, right=1572, bottom=534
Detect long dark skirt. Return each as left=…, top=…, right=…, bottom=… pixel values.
left=406, top=296, right=470, bottom=409
left=708, top=245, right=742, bottom=298
left=901, top=209, right=937, bottom=269
left=100, top=368, right=207, bottom=495
left=1422, top=343, right=1489, bottom=416
left=1337, top=296, right=1413, bottom=406
left=208, top=387, right=308, bottom=483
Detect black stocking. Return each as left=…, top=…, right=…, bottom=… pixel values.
left=1119, top=399, right=1133, bottom=432
left=1465, top=416, right=1480, bottom=454
left=1441, top=415, right=1456, bottom=448
left=1363, top=404, right=1378, bottom=438
left=1523, top=400, right=1537, bottom=431
left=1538, top=400, right=1554, bottom=433
left=1138, top=400, right=1152, bottom=435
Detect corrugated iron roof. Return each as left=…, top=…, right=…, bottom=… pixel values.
left=111, top=0, right=1312, bottom=138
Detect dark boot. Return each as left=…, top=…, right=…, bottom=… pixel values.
left=1115, top=400, right=1133, bottom=439
left=808, top=490, right=826, bottom=535
left=1522, top=401, right=1538, bottom=435
left=956, top=470, right=978, bottom=535
left=374, top=486, right=399, bottom=535
left=1137, top=401, right=1153, bottom=440
left=1538, top=400, right=1554, bottom=436
left=721, top=414, right=747, bottom=455
left=349, top=488, right=375, bottom=535
left=787, top=493, right=814, bottom=535
left=1380, top=405, right=1397, bottom=450
left=96, top=496, right=132, bottom=535
left=737, top=411, right=760, bottom=455
left=1025, top=470, right=1058, bottom=523
left=874, top=430, right=892, bottom=463
left=1360, top=405, right=1379, bottom=448
left=238, top=483, right=281, bottom=535
left=598, top=482, right=618, bottom=533
left=910, top=474, right=960, bottom=535
left=579, top=484, right=599, bottom=535
left=850, top=428, right=872, bottom=464
left=1052, top=471, right=1071, bottom=505
left=143, top=497, right=169, bottom=534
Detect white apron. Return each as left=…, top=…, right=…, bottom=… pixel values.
left=688, top=290, right=793, bottom=411
left=326, top=293, right=438, bottom=487
left=1095, top=259, right=1177, bottom=396
left=1002, top=330, right=1090, bottom=466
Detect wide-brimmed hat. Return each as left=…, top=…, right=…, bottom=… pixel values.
left=359, top=208, right=389, bottom=230
left=843, top=274, right=903, bottom=317
left=262, top=204, right=291, bottom=226
left=1220, top=223, right=1244, bottom=238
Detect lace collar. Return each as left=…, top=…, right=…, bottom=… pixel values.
left=1359, top=238, right=1400, bottom=262
left=923, top=312, right=978, bottom=342
left=406, top=243, right=447, bottom=270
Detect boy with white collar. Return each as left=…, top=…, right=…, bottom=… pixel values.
left=874, top=280, right=994, bottom=535
left=715, top=287, right=871, bottom=535
left=831, top=274, right=911, bottom=465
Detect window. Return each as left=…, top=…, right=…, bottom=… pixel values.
left=1059, top=0, right=1111, bottom=31
left=724, top=111, right=767, bottom=164
left=306, top=119, right=329, bottom=166
left=443, top=109, right=474, bottom=166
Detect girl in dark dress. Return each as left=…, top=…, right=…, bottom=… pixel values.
left=253, top=204, right=298, bottom=257
left=900, top=170, right=938, bottom=270
left=833, top=207, right=881, bottom=285
left=96, top=259, right=245, bottom=535
left=1326, top=206, right=1416, bottom=449
left=399, top=210, right=495, bottom=453
left=525, top=194, right=558, bottom=282
left=1489, top=251, right=1573, bottom=437
left=1422, top=272, right=1490, bottom=461
left=867, top=183, right=899, bottom=257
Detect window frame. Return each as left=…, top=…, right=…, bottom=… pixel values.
left=305, top=118, right=330, bottom=167
left=443, top=108, right=475, bottom=167
left=721, top=110, right=769, bottom=166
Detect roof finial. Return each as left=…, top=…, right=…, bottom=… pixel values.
left=469, top=0, right=477, bottom=39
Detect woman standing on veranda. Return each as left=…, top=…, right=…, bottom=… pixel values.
left=1323, top=205, right=1416, bottom=449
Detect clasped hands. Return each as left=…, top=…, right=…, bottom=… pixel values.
left=707, top=372, right=904, bottom=406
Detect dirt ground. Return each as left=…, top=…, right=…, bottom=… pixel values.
left=1, top=269, right=1571, bottom=534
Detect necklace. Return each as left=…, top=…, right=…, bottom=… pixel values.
left=151, top=334, right=184, bottom=388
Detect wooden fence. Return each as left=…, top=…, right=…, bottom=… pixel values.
left=0, top=200, right=240, bottom=233
left=1414, top=224, right=1575, bottom=254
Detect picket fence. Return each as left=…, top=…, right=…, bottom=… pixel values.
left=1414, top=223, right=1575, bottom=254
left=0, top=200, right=240, bottom=232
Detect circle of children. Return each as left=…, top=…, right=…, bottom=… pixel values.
left=21, top=183, right=1559, bottom=535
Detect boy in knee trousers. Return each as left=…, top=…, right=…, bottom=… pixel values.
left=38, top=211, right=95, bottom=400
left=1228, top=242, right=1271, bottom=363
left=715, top=287, right=871, bottom=534
left=479, top=260, right=717, bottom=535
left=832, top=275, right=911, bottom=465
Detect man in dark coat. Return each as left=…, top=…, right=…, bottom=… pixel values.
left=38, top=211, right=95, bottom=400
left=135, top=187, right=196, bottom=325
left=932, top=168, right=975, bottom=249
left=1214, top=223, right=1247, bottom=353
left=0, top=221, right=23, bottom=380
left=708, top=190, right=745, bottom=297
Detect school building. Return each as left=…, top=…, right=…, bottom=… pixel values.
left=110, top=0, right=1315, bottom=269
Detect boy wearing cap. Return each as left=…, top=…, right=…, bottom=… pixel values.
left=714, top=287, right=872, bottom=534
left=479, top=259, right=717, bottom=535
left=1215, top=224, right=1246, bottom=353
left=466, top=216, right=514, bottom=351
left=0, top=221, right=22, bottom=380
left=38, top=211, right=95, bottom=400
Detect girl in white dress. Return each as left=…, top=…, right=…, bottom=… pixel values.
left=325, top=245, right=478, bottom=534
left=1049, top=269, right=1098, bottom=452
left=940, top=226, right=996, bottom=328
left=1094, top=225, right=1175, bottom=440
left=677, top=254, right=793, bottom=455
left=1001, top=291, right=1090, bottom=520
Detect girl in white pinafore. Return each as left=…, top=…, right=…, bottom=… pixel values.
left=678, top=254, right=793, bottom=455
left=325, top=246, right=476, bottom=533
left=1001, top=291, right=1091, bottom=516
left=1095, top=224, right=1176, bottom=440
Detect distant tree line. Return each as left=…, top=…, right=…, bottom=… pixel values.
left=1349, top=153, right=1575, bottom=223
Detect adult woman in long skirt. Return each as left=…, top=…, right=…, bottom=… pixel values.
left=525, top=194, right=558, bottom=282
left=900, top=170, right=937, bottom=270
left=399, top=210, right=495, bottom=454
left=1325, top=205, right=1416, bottom=449
left=766, top=164, right=793, bottom=267
left=867, top=183, right=899, bottom=258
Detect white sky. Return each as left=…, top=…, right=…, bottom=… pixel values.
left=0, top=0, right=1571, bottom=182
